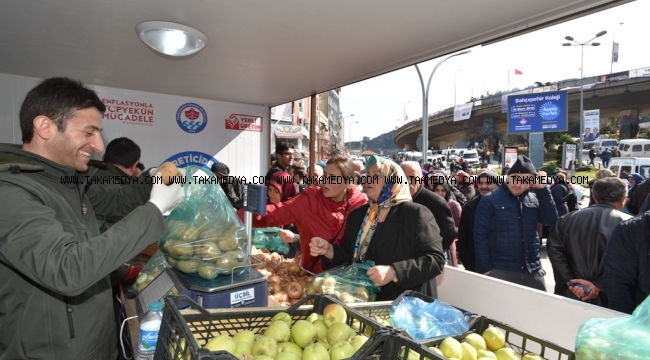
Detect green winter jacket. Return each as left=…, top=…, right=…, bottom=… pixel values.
left=0, top=144, right=169, bottom=360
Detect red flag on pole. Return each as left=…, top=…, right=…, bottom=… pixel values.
left=514, top=69, right=523, bottom=75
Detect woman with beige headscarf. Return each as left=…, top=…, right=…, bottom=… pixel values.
left=310, top=156, right=445, bottom=300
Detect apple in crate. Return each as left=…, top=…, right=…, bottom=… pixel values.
left=323, top=303, right=348, bottom=327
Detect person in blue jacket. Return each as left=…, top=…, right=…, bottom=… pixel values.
left=474, top=155, right=559, bottom=291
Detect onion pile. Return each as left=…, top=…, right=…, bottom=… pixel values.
left=251, top=246, right=312, bottom=306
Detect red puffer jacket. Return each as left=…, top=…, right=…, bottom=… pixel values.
left=239, top=186, right=367, bottom=273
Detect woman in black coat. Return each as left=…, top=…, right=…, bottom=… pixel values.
left=310, top=156, right=445, bottom=300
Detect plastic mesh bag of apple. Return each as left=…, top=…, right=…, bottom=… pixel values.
left=306, top=261, right=381, bottom=303
left=158, top=164, right=249, bottom=280
left=575, top=295, right=650, bottom=360
left=128, top=249, right=171, bottom=295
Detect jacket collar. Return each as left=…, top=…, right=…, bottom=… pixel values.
left=0, top=143, right=78, bottom=180
left=500, top=183, right=530, bottom=199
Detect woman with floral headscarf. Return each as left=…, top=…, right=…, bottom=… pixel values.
left=310, top=156, right=445, bottom=300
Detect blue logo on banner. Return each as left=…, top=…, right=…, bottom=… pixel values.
left=539, top=102, right=560, bottom=121
left=162, top=151, right=218, bottom=169
left=176, top=103, right=208, bottom=133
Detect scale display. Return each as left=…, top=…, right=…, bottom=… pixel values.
left=243, top=184, right=267, bottom=215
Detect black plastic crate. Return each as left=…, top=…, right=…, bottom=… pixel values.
left=423, top=316, right=575, bottom=360
left=346, top=290, right=481, bottom=344
left=154, top=294, right=393, bottom=360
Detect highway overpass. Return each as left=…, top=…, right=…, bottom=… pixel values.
left=394, top=73, right=650, bottom=150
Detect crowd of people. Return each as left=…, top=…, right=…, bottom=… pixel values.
left=1, top=76, right=649, bottom=359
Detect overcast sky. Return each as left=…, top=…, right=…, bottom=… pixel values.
left=340, top=0, right=650, bottom=142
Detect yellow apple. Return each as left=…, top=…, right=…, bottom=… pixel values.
left=462, top=341, right=478, bottom=360
left=482, top=327, right=506, bottom=351
left=495, top=347, right=520, bottom=360
left=439, top=337, right=463, bottom=359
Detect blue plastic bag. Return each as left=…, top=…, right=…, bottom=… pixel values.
left=390, top=296, right=469, bottom=341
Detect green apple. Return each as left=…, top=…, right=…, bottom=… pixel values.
left=233, top=330, right=256, bottom=347
left=439, top=337, right=463, bottom=359
left=351, top=335, right=369, bottom=351
left=276, top=351, right=302, bottom=360
left=236, top=342, right=252, bottom=354
left=330, top=341, right=356, bottom=360
left=477, top=349, right=497, bottom=359
left=251, top=335, right=278, bottom=358
left=234, top=352, right=253, bottom=360
left=290, top=320, right=318, bottom=348
left=252, top=355, right=274, bottom=360
left=205, top=334, right=237, bottom=353
left=302, top=342, right=330, bottom=360
left=271, top=312, right=293, bottom=327
left=306, top=313, right=324, bottom=323
left=521, top=354, right=543, bottom=360
left=326, top=322, right=354, bottom=345
left=170, top=337, right=191, bottom=360
left=313, top=320, right=328, bottom=340
left=323, top=303, right=348, bottom=327
left=465, top=333, right=487, bottom=351
left=461, top=342, right=478, bottom=360
left=482, top=327, right=506, bottom=351
left=316, top=339, right=331, bottom=352
left=495, top=348, right=519, bottom=360
left=278, top=342, right=303, bottom=357
left=265, top=320, right=291, bottom=342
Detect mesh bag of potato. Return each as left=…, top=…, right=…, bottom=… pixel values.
left=159, top=165, right=249, bottom=280
left=575, top=295, right=650, bottom=359
left=305, top=260, right=381, bottom=303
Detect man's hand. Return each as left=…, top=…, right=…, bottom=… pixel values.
left=531, top=170, right=547, bottom=190
left=279, top=229, right=295, bottom=243
left=148, top=173, right=185, bottom=214
left=367, top=265, right=394, bottom=287
left=309, top=237, right=334, bottom=260
left=568, top=279, right=600, bottom=301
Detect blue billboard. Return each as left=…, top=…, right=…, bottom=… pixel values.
left=507, top=90, right=568, bottom=133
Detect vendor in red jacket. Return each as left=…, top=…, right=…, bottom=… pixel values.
left=240, top=156, right=367, bottom=273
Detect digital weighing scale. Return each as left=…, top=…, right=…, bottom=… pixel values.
left=136, top=266, right=268, bottom=318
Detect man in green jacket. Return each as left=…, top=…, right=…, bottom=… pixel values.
left=0, top=77, right=184, bottom=360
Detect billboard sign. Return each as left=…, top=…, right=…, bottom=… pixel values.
left=583, top=109, right=600, bottom=143
left=507, top=90, right=568, bottom=133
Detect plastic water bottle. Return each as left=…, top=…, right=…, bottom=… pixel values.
left=137, top=301, right=164, bottom=360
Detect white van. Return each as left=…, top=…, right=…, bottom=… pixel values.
left=618, top=139, right=650, bottom=158
left=459, top=149, right=480, bottom=167
left=596, top=138, right=618, bottom=154
left=609, top=158, right=650, bottom=180
left=441, top=149, right=459, bottom=162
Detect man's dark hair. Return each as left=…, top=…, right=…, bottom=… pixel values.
left=103, top=137, right=141, bottom=168
left=19, top=77, right=106, bottom=143
left=292, top=165, right=306, bottom=178
left=136, top=163, right=145, bottom=171
left=275, top=142, right=294, bottom=155
left=592, top=177, right=628, bottom=203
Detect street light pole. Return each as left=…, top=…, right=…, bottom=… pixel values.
left=415, top=50, right=471, bottom=156
left=348, top=120, right=359, bottom=156
left=403, top=101, right=410, bottom=125
left=563, top=30, right=607, bottom=166
left=454, top=69, right=462, bottom=105
left=611, top=22, right=624, bottom=74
